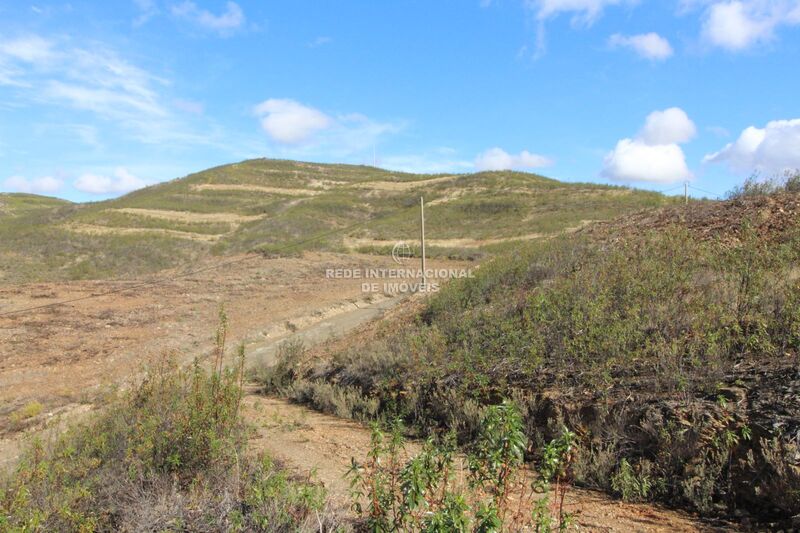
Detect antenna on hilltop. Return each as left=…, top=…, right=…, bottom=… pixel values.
left=373, top=144, right=377, bottom=167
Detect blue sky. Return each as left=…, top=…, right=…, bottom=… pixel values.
left=1, top=0, right=799, bottom=201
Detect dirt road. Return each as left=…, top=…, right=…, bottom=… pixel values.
left=236, top=298, right=724, bottom=532
left=0, top=252, right=460, bottom=468
left=0, top=251, right=726, bottom=530
left=243, top=395, right=720, bottom=532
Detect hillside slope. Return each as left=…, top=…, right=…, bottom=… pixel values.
left=0, top=159, right=679, bottom=282
left=259, top=191, right=800, bottom=527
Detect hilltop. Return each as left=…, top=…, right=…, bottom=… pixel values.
left=0, top=193, right=71, bottom=215
left=0, top=158, right=678, bottom=282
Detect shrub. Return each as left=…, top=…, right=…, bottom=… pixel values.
left=0, top=320, right=338, bottom=532
left=257, top=213, right=800, bottom=522
left=8, top=401, right=44, bottom=429
left=611, top=459, right=659, bottom=503
left=726, top=170, right=800, bottom=199
left=346, top=402, right=575, bottom=532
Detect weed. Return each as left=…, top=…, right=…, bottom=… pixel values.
left=346, top=402, right=574, bottom=532
left=8, top=401, right=43, bottom=428
left=0, top=322, right=338, bottom=531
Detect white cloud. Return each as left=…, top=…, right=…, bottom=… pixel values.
left=609, top=32, right=674, bottom=60
left=254, top=99, right=332, bottom=145
left=602, top=140, right=692, bottom=183
left=253, top=99, right=402, bottom=157
left=0, top=35, right=56, bottom=86
left=0, top=35, right=54, bottom=63
left=0, top=35, right=229, bottom=148
left=0, top=36, right=166, bottom=121
left=133, top=0, right=159, bottom=26
left=527, top=0, right=634, bottom=24
left=639, top=107, right=697, bottom=145
left=171, top=1, right=245, bottom=33
left=523, top=0, right=637, bottom=57
left=173, top=98, right=205, bottom=114
left=602, top=107, right=695, bottom=183
left=328, top=113, right=403, bottom=156
left=74, top=167, right=149, bottom=195
left=2, top=175, right=63, bottom=194
left=704, top=1, right=773, bottom=49
left=308, top=36, right=332, bottom=48
left=707, top=125, right=731, bottom=137
left=381, top=154, right=474, bottom=174
left=474, top=147, right=553, bottom=171
left=704, top=118, right=800, bottom=174
left=701, top=0, right=800, bottom=51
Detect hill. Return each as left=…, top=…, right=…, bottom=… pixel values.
left=257, top=191, right=800, bottom=527
left=0, top=158, right=679, bottom=282
left=0, top=193, right=71, bottom=216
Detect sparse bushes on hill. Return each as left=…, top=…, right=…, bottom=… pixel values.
left=0, top=319, right=337, bottom=532
left=726, top=170, right=800, bottom=199
left=258, top=211, right=800, bottom=524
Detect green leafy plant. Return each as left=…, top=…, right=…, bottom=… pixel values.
left=347, top=402, right=575, bottom=532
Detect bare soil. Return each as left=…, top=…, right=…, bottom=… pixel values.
left=113, top=207, right=264, bottom=224
left=190, top=183, right=322, bottom=196
left=63, top=223, right=223, bottom=241
left=243, top=394, right=723, bottom=532
left=0, top=250, right=727, bottom=530
left=0, top=252, right=459, bottom=465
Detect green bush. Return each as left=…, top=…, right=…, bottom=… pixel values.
left=346, top=402, right=574, bottom=532
left=726, top=170, right=800, bottom=199
left=0, top=320, right=337, bottom=532
left=258, top=215, right=800, bottom=521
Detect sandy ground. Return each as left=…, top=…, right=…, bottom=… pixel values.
left=64, top=223, right=224, bottom=241
left=0, top=252, right=461, bottom=467
left=349, top=175, right=460, bottom=191
left=243, top=395, right=725, bottom=532
left=191, top=183, right=322, bottom=196
left=113, top=207, right=264, bottom=224
left=236, top=296, right=727, bottom=532
left=0, top=251, right=729, bottom=530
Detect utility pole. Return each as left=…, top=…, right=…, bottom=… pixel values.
left=684, top=181, right=688, bottom=205
left=420, top=196, right=427, bottom=292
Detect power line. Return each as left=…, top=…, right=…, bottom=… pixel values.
left=0, top=202, right=419, bottom=318
left=688, top=185, right=724, bottom=198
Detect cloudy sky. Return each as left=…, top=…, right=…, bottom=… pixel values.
left=0, top=1, right=799, bottom=201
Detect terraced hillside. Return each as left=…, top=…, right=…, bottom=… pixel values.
left=0, top=159, right=679, bottom=282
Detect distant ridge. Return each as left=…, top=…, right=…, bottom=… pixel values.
left=0, top=158, right=679, bottom=282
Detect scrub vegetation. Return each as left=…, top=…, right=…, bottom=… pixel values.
left=0, top=159, right=679, bottom=283
left=0, top=317, right=338, bottom=532
left=259, top=188, right=800, bottom=527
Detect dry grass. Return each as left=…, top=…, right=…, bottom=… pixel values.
left=191, top=183, right=322, bottom=196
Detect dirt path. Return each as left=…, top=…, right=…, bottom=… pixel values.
left=113, top=207, right=263, bottom=224
left=191, top=183, right=322, bottom=196
left=349, top=175, right=460, bottom=191
left=238, top=300, right=724, bottom=532
left=244, top=293, right=404, bottom=369
left=0, top=253, right=461, bottom=470
left=242, top=395, right=720, bottom=532
left=344, top=234, right=546, bottom=249
left=64, top=222, right=223, bottom=241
